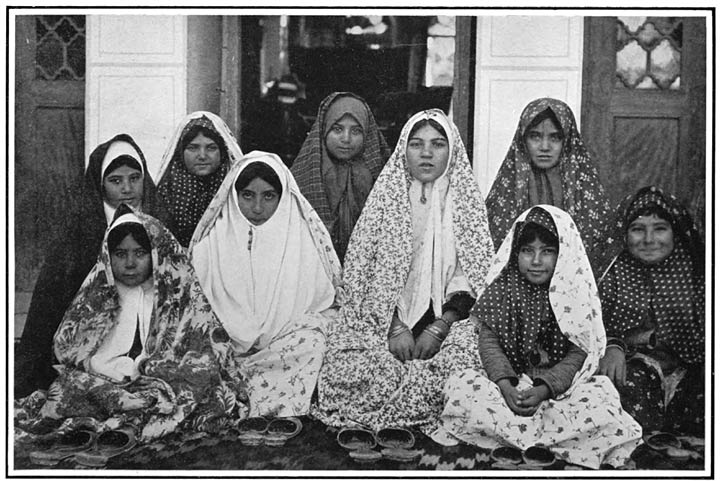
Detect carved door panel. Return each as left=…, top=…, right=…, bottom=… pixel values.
left=581, top=17, right=706, bottom=229
left=15, top=15, right=85, bottom=291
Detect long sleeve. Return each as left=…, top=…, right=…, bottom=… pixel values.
left=478, top=319, right=518, bottom=385
left=532, top=342, right=587, bottom=398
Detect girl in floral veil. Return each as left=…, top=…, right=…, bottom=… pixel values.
left=437, top=205, right=641, bottom=469
left=15, top=208, right=247, bottom=443
left=314, top=109, right=495, bottom=435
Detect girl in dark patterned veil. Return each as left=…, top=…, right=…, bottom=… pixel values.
left=156, top=111, right=244, bottom=247
left=291, top=92, right=391, bottom=263
left=486, top=97, right=613, bottom=276
left=598, top=186, right=705, bottom=436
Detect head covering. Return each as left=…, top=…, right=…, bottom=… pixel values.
left=486, top=98, right=613, bottom=276
left=599, top=186, right=704, bottom=365
left=332, top=109, right=495, bottom=348
left=156, top=111, right=244, bottom=246
left=189, top=151, right=341, bottom=354
left=100, top=140, right=144, bottom=181
left=475, top=205, right=606, bottom=399
left=291, top=92, right=391, bottom=262
left=85, top=134, right=161, bottom=227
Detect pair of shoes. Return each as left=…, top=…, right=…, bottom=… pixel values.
left=337, top=426, right=421, bottom=463
left=74, top=426, right=137, bottom=468
left=490, top=445, right=556, bottom=469
left=236, top=416, right=302, bottom=447
left=29, top=429, right=96, bottom=466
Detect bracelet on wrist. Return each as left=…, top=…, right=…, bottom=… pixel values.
left=388, top=324, right=410, bottom=339
left=423, top=325, right=446, bottom=342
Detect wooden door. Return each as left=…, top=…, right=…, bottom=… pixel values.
left=15, top=15, right=85, bottom=293
left=581, top=16, right=706, bottom=232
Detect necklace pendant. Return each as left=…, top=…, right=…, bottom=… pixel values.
left=420, top=193, right=427, bottom=204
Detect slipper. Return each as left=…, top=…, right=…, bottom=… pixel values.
left=645, top=432, right=682, bottom=452
left=491, top=446, right=523, bottom=465
left=337, top=427, right=377, bottom=451
left=380, top=447, right=422, bottom=462
left=264, top=417, right=303, bottom=447
left=522, top=445, right=556, bottom=467
left=349, top=447, right=383, bottom=464
left=29, top=429, right=96, bottom=466
left=74, top=426, right=137, bottom=467
left=376, top=427, right=415, bottom=449
left=236, top=416, right=270, bottom=446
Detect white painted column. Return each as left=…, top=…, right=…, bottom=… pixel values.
left=472, top=15, right=584, bottom=195
left=85, top=14, right=187, bottom=180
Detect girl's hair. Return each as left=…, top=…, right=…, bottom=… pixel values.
left=108, top=222, right=152, bottom=253
left=524, top=108, right=563, bottom=138
left=516, top=221, right=559, bottom=249
left=103, top=155, right=143, bottom=180
left=234, top=161, right=283, bottom=197
left=181, top=125, right=228, bottom=159
left=626, top=205, right=674, bottom=229
left=408, top=118, right=448, bottom=141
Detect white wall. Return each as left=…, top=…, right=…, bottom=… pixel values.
left=85, top=15, right=187, bottom=180
left=473, top=16, right=584, bottom=195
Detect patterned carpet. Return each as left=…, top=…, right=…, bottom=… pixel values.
left=13, top=416, right=706, bottom=473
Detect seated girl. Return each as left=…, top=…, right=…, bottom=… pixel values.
left=313, top=109, right=495, bottom=435
left=598, top=186, right=705, bottom=436
left=291, top=92, right=391, bottom=263
left=437, top=206, right=641, bottom=469
left=485, top=98, right=613, bottom=276
left=156, top=111, right=244, bottom=246
left=189, top=152, right=342, bottom=418
left=15, top=134, right=172, bottom=398
left=16, top=209, right=247, bottom=442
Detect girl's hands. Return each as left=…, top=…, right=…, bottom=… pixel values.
left=517, top=384, right=551, bottom=414
left=389, top=330, right=415, bottom=362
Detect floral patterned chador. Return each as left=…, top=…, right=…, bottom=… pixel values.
left=313, top=109, right=495, bottom=434
left=15, top=210, right=248, bottom=443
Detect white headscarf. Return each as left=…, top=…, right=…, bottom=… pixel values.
left=87, top=213, right=154, bottom=382
left=397, top=110, right=474, bottom=328
left=189, top=152, right=341, bottom=354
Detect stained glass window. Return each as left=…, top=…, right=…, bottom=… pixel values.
left=616, top=17, right=682, bottom=90
left=35, top=15, right=86, bottom=80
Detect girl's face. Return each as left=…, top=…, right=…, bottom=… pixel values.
left=626, top=214, right=674, bottom=265
left=406, top=124, right=450, bottom=183
left=110, top=233, right=152, bottom=287
left=517, top=237, right=558, bottom=285
left=103, top=165, right=143, bottom=209
left=237, top=177, right=281, bottom=226
left=183, top=132, right=222, bottom=177
left=325, top=114, right=364, bottom=162
left=524, top=118, right=563, bottom=170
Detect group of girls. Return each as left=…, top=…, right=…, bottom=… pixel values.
left=14, top=93, right=705, bottom=470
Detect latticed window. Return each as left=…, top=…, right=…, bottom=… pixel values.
left=616, top=17, right=682, bottom=90
left=35, top=15, right=85, bottom=80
